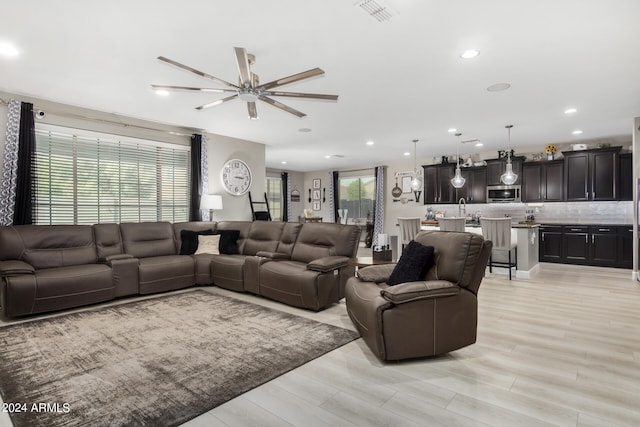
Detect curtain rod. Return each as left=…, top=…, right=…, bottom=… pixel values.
left=0, top=97, right=198, bottom=137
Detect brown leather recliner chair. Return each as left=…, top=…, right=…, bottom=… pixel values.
left=345, top=230, right=492, bottom=361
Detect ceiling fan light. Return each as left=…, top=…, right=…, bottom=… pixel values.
left=500, top=162, right=518, bottom=185
left=451, top=167, right=466, bottom=188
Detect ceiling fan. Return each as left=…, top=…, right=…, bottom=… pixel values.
left=151, top=47, right=338, bottom=119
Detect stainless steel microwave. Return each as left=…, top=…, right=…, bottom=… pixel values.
left=486, top=185, right=521, bottom=203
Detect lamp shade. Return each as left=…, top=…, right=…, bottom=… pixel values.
left=201, top=194, right=223, bottom=210
left=500, top=162, right=518, bottom=185
left=450, top=167, right=466, bottom=188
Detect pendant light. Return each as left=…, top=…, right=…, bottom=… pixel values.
left=410, top=139, right=423, bottom=191
left=450, top=132, right=466, bottom=188
left=500, top=124, right=518, bottom=185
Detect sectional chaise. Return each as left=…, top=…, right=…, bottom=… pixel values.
left=0, top=221, right=362, bottom=318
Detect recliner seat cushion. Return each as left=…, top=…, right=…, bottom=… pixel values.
left=137, top=255, right=195, bottom=294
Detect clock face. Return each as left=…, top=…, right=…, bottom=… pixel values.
left=221, top=159, right=252, bottom=196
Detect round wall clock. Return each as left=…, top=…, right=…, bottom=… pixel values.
left=221, top=158, right=252, bottom=196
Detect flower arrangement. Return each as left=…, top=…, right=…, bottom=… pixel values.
left=545, top=144, right=557, bottom=160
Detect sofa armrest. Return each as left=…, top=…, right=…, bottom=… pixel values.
left=307, top=256, right=349, bottom=272
left=380, top=280, right=459, bottom=304
left=356, top=264, right=396, bottom=283
left=255, top=251, right=291, bottom=260
left=102, top=254, right=135, bottom=264
left=0, top=260, right=35, bottom=276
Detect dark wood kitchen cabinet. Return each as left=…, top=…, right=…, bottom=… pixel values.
left=486, top=157, right=524, bottom=186
left=539, top=225, right=563, bottom=262
left=422, top=164, right=455, bottom=204
left=618, top=225, right=633, bottom=268
left=563, top=147, right=620, bottom=201
left=564, top=225, right=590, bottom=263
left=540, top=223, right=630, bottom=268
left=522, top=160, right=564, bottom=202
left=456, top=166, right=487, bottom=203
left=619, top=152, right=632, bottom=201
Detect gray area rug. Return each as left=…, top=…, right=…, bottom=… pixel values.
left=0, top=290, right=359, bottom=427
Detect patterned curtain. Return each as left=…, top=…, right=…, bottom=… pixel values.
left=200, top=135, right=209, bottom=220
left=330, top=171, right=339, bottom=223
left=281, top=172, right=290, bottom=221
left=372, top=166, right=386, bottom=247
left=0, top=100, right=21, bottom=226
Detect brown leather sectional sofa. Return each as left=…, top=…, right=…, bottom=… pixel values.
left=0, top=221, right=361, bottom=317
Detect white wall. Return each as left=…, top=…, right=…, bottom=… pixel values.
left=206, top=133, right=265, bottom=221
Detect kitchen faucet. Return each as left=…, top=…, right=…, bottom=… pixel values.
left=458, top=198, right=466, bottom=217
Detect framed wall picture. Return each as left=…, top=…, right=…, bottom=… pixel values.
left=312, top=201, right=321, bottom=211
left=312, top=178, right=321, bottom=189
left=312, top=190, right=321, bottom=200
left=401, top=176, right=412, bottom=193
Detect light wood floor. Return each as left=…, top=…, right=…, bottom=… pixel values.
left=186, top=263, right=640, bottom=427
left=2, top=263, right=639, bottom=426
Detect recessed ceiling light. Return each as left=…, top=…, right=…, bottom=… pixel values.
left=447, top=128, right=457, bottom=133
left=487, top=83, right=511, bottom=92
left=564, top=108, right=577, bottom=114
left=299, top=128, right=312, bottom=133
left=475, top=142, right=484, bottom=147
left=366, top=140, right=374, bottom=146
left=572, top=130, right=583, bottom=135
left=155, top=89, right=170, bottom=96
left=281, top=161, right=287, bottom=165
left=324, top=155, right=331, bottom=159
left=460, top=49, right=480, bottom=59
left=403, top=152, right=411, bottom=156
left=0, top=41, right=19, bottom=57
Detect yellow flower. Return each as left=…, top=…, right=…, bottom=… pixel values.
left=545, top=144, right=557, bottom=154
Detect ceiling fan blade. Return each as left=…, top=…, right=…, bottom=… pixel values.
left=257, top=68, right=325, bottom=91
left=157, top=56, right=239, bottom=89
left=247, top=102, right=258, bottom=120
left=234, top=47, right=252, bottom=87
left=258, top=95, right=306, bottom=118
left=195, top=94, right=238, bottom=110
left=151, top=84, right=236, bottom=93
left=263, top=91, right=338, bottom=101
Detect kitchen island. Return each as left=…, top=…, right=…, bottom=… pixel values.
left=420, top=221, right=540, bottom=279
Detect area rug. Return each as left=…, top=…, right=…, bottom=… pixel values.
left=0, top=290, right=359, bottom=427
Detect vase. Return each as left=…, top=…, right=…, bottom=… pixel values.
left=547, top=153, right=554, bottom=161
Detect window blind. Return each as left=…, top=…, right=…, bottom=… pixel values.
left=33, top=127, right=191, bottom=225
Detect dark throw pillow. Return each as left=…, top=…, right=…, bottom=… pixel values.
left=387, top=240, right=435, bottom=286
left=215, top=229, right=240, bottom=255
left=179, top=229, right=215, bottom=255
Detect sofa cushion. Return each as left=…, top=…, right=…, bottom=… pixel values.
left=242, top=221, right=285, bottom=255
left=179, top=229, right=215, bottom=255
left=387, top=241, right=434, bottom=286
left=216, top=230, right=240, bottom=255
left=17, top=225, right=98, bottom=269
left=195, top=235, right=221, bottom=255
left=120, top=222, right=177, bottom=258
left=291, top=223, right=361, bottom=263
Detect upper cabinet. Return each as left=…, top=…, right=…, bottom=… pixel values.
left=422, top=164, right=455, bottom=204
left=522, top=160, right=564, bottom=202
left=618, top=152, right=632, bottom=201
left=563, top=147, right=620, bottom=201
left=485, top=157, right=524, bottom=186
left=456, top=166, right=487, bottom=204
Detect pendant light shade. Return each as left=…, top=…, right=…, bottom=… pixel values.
left=500, top=124, right=518, bottom=185
left=450, top=132, right=466, bottom=188
left=410, top=139, right=423, bottom=191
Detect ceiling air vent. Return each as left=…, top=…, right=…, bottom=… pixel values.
left=355, top=0, right=394, bottom=22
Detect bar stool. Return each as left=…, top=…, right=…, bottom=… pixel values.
left=480, top=217, right=517, bottom=279
left=397, top=217, right=421, bottom=253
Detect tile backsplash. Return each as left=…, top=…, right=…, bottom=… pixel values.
left=435, top=201, right=633, bottom=225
